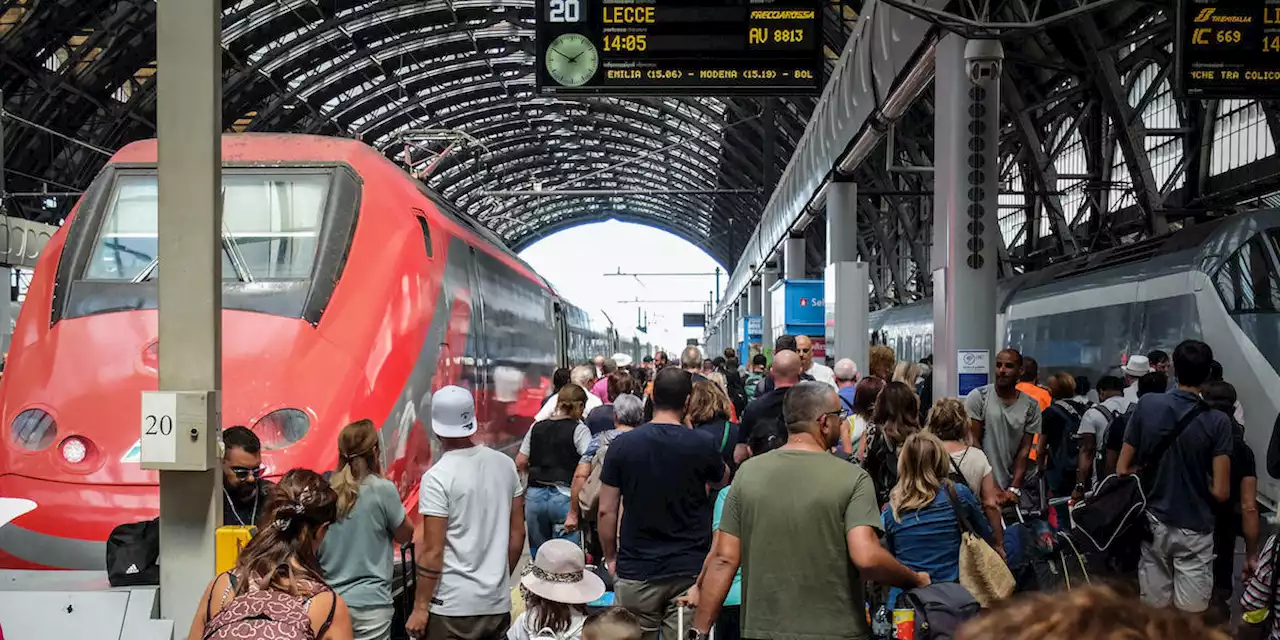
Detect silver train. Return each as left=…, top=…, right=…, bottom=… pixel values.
left=869, top=209, right=1280, bottom=506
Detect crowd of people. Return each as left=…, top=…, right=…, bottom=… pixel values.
left=190, top=337, right=1279, bottom=640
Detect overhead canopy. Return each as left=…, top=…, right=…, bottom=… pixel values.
left=0, top=0, right=862, bottom=268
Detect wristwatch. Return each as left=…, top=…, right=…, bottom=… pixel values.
left=685, top=627, right=709, bottom=640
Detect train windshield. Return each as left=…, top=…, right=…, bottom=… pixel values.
left=84, top=173, right=329, bottom=282
left=52, top=165, right=360, bottom=325
left=1214, top=230, right=1280, bottom=373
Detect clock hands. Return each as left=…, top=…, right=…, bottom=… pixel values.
left=549, top=46, right=575, bottom=62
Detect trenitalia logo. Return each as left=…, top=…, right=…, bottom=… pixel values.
left=1193, top=8, right=1253, bottom=23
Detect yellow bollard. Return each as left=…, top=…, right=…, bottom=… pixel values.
left=215, top=526, right=254, bottom=574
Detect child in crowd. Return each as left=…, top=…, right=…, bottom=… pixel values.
left=509, top=539, right=606, bottom=640
left=583, top=608, right=642, bottom=640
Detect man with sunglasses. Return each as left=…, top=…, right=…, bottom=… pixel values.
left=690, top=381, right=928, bottom=640
left=221, top=426, right=273, bottom=528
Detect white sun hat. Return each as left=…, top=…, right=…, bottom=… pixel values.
left=520, top=539, right=606, bottom=605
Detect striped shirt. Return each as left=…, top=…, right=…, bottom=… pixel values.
left=1242, top=533, right=1280, bottom=640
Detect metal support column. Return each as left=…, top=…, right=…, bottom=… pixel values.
left=157, top=1, right=223, bottom=636
left=747, top=278, right=762, bottom=316
left=736, top=294, right=747, bottom=356
left=932, top=35, right=1001, bottom=401
left=0, top=268, right=11, bottom=352
left=760, top=265, right=778, bottom=354
left=0, top=90, right=6, bottom=216
left=825, top=181, right=868, bottom=373
left=784, top=236, right=805, bottom=280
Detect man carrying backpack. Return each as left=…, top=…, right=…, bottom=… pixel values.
left=1041, top=372, right=1091, bottom=508
left=736, top=350, right=802, bottom=465
left=1074, top=375, right=1126, bottom=497
left=1117, top=339, right=1232, bottom=614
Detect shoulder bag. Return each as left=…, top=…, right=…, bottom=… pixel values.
left=943, top=482, right=1015, bottom=607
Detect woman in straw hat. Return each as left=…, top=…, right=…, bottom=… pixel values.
left=509, top=539, right=606, bottom=640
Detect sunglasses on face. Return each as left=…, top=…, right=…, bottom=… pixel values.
left=824, top=409, right=850, bottom=422
left=231, top=466, right=263, bottom=481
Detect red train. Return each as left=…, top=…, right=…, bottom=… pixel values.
left=0, top=134, right=642, bottom=570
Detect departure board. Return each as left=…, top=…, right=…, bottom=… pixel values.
left=535, top=0, right=824, bottom=96
left=1176, top=0, right=1280, bottom=98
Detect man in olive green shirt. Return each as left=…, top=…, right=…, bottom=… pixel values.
left=690, top=381, right=929, bottom=640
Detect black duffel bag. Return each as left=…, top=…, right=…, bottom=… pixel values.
left=106, top=518, right=160, bottom=586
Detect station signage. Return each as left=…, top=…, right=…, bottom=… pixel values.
left=535, top=0, right=824, bottom=96
left=1175, top=0, right=1280, bottom=98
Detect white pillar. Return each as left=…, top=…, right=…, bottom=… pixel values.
left=157, top=0, right=223, bottom=635
left=747, top=278, right=762, bottom=316
left=825, top=181, right=869, bottom=373
left=760, top=265, right=778, bottom=354
left=783, top=236, right=805, bottom=280
left=932, top=35, right=1002, bottom=400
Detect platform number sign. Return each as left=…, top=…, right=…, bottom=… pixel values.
left=548, top=0, right=581, bottom=22
left=145, top=414, right=174, bottom=436
left=141, top=391, right=179, bottom=465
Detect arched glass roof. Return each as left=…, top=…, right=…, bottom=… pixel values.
left=0, top=0, right=861, bottom=267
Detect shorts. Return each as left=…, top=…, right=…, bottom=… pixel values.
left=1139, top=513, right=1215, bottom=613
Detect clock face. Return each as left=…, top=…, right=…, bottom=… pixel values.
left=545, top=33, right=599, bottom=87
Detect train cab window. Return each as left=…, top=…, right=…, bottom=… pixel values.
left=85, top=173, right=329, bottom=282
left=1214, top=232, right=1280, bottom=313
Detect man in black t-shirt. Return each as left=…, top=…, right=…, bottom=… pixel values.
left=737, top=350, right=803, bottom=464
left=1202, top=379, right=1260, bottom=620
left=599, top=368, right=728, bottom=640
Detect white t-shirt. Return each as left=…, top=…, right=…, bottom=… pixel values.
left=534, top=385, right=603, bottom=422
left=806, top=362, right=837, bottom=388
left=1080, top=395, right=1129, bottom=442
left=419, top=446, right=523, bottom=617
left=949, top=446, right=994, bottom=493
left=1122, top=382, right=1138, bottom=408
left=508, top=609, right=587, bottom=640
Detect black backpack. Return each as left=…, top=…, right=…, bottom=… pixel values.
left=106, top=518, right=160, bottom=586
left=748, top=409, right=786, bottom=455
left=899, top=582, right=980, bottom=640
left=862, top=425, right=899, bottom=507
left=1046, top=399, right=1089, bottom=494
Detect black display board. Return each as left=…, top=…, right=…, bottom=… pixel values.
left=1176, top=0, right=1280, bottom=98
left=535, top=0, right=824, bottom=96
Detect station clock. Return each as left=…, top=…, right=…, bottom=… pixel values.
left=545, top=33, right=599, bottom=87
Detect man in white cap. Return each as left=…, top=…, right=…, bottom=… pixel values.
left=406, top=385, right=526, bottom=640
left=1122, top=354, right=1151, bottom=408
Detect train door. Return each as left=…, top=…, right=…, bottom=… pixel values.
left=554, top=301, right=570, bottom=367
left=463, top=247, right=491, bottom=432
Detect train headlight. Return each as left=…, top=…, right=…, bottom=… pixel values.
left=59, top=436, right=89, bottom=464
left=9, top=408, right=56, bottom=451
left=253, top=409, right=310, bottom=450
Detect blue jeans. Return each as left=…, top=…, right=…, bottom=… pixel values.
left=526, top=485, right=580, bottom=558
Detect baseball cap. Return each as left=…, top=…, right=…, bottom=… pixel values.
left=432, top=385, right=477, bottom=438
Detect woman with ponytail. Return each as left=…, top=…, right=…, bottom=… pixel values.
left=319, top=420, right=414, bottom=640
left=189, top=468, right=353, bottom=640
